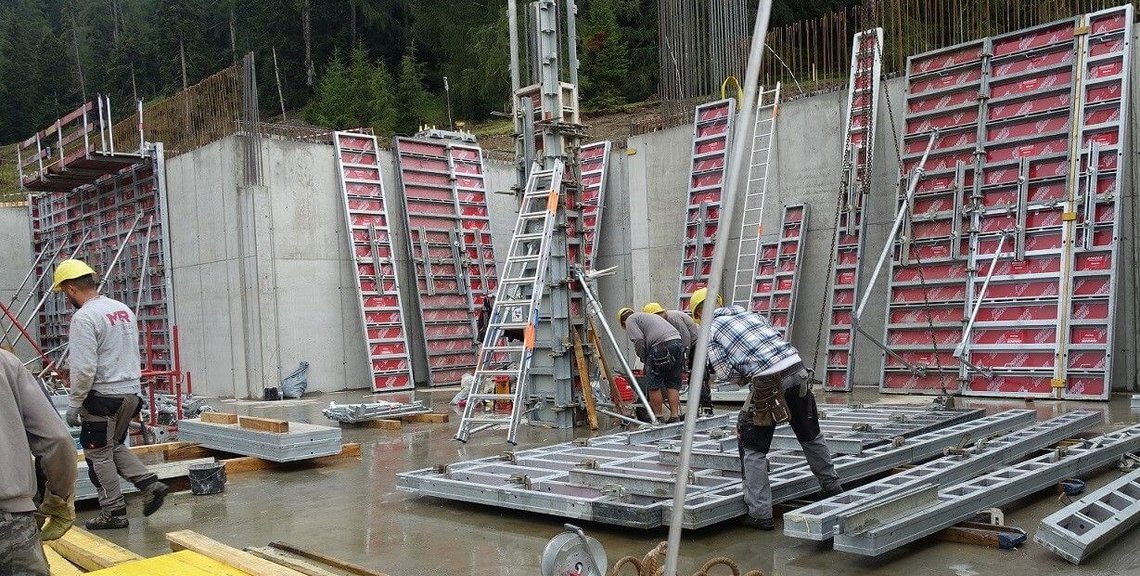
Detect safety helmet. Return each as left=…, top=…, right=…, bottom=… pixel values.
left=52, top=259, right=96, bottom=292
left=689, top=287, right=723, bottom=321
left=617, top=307, right=634, bottom=327
left=642, top=302, right=665, bottom=315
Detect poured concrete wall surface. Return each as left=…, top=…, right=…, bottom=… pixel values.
left=0, top=205, right=34, bottom=355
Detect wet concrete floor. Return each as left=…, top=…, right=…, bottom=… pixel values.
left=81, top=388, right=1140, bottom=575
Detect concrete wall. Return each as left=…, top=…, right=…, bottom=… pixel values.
left=0, top=206, right=33, bottom=354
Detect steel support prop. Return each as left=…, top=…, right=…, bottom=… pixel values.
left=954, top=230, right=1009, bottom=359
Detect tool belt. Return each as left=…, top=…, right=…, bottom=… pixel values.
left=748, top=373, right=790, bottom=427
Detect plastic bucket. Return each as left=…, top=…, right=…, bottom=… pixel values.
left=188, top=462, right=226, bottom=495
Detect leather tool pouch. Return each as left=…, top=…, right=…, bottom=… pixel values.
left=749, top=375, right=790, bottom=426
left=649, top=342, right=673, bottom=371
left=82, top=391, right=124, bottom=417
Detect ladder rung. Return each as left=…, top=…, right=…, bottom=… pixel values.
left=482, top=345, right=526, bottom=353
left=468, top=393, right=515, bottom=401
left=488, top=322, right=529, bottom=331
left=463, top=417, right=513, bottom=425
left=512, top=233, right=546, bottom=242
left=474, top=370, right=519, bottom=378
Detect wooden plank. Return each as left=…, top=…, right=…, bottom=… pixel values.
left=353, top=419, right=402, bottom=430
left=86, top=550, right=252, bottom=576
left=44, top=545, right=84, bottom=576
left=238, top=416, right=289, bottom=433
left=400, top=413, right=448, bottom=424
left=47, top=527, right=144, bottom=571
left=937, top=522, right=1027, bottom=550
left=78, top=441, right=199, bottom=462
left=268, top=542, right=391, bottom=576
left=166, top=531, right=305, bottom=576
left=247, top=547, right=346, bottom=576
left=571, top=328, right=599, bottom=430
left=200, top=412, right=239, bottom=425
left=222, top=443, right=362, bottom=474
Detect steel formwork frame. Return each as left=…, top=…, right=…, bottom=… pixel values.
left=334, top=131, right=415, bottom=391
left=750, top=204, right=809, bottom=338
left=28, top=147, right=174, bottom=372
left=578, top=141, right=611, bottom=271
left=1034, top=464, right=1140, bottom=564
left=393, top=134, right=498, bottom=387
left=882, top=6, right=1131, bottom=399
left=677, top=99, right=736, bottom=311
left=824, top=28, right=882, bottom=391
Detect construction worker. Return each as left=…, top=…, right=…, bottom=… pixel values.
left=643, top=302, right=713, bottom=415
left=617, top=307, right=685, bottom=422
left=689, top=288, right=842, bottom=530
left=53, top=259, right=168, bottom=530
left=0, top=349, right=76, bottom=575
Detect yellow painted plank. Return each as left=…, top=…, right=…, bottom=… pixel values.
left=166, top=531, right=305, bottom=576
left=47, top=526, right=144, bottom=571
left=44, top=545, right=84, bottom=576
left=87, top=550, right=252, bottom=576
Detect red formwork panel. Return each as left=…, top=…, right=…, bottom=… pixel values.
left=579, top=141, right=612, bottom=271
left=394, top=135, right=498, bottom=387
left=335, top=132, right=415, bottom=391
left=678, top=99, right=735, bottom=311
left=31, top=157, right=173, bottom=371
left=824, top=28, right=882, bottom=391
left=750, top=205, right=809, bottom=338
left=886, top=5, right=1132, bottom=400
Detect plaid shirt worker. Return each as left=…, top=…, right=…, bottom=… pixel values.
left=706, top=305, right=800, bottom=380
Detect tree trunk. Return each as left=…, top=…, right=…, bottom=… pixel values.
left=303, top=0, right=314, bottom=87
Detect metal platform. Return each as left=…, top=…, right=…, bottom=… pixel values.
left=1035, top=465, right=1140, bottom=564
left=833, top=422, right=1140, bottom=556
left=398, top=404, right=990, bottom=529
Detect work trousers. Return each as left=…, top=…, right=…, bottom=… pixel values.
left=736, top=370, right=840, bottom=521
left=0, top=511, right=49, bottom=576
left=80, top=393, right=156, bottom=511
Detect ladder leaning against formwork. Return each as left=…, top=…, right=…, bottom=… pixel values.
left=731, top=83, right=782, bottom=307
left=456, top=160, right=566, bottom=444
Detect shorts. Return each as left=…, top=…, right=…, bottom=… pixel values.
left=644, top=339, right=685, bottom=391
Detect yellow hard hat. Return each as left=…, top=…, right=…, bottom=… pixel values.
left=643, top=302, right=665, bottom=315
left=689, top=287, right=723, bottom=320
left=617, top=307, right=634, bottom=327
left=52, top=259, right=96, bottom=292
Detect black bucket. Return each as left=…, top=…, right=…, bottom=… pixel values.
left=188, top=462, right=226, bottom=495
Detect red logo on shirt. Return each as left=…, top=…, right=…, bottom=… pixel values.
left=105, top=311, right=131, bottom=326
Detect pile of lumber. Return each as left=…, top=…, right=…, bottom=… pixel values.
left=344, top=411, right=449, bottom=431
left=46, top=527, right=390, bottom=576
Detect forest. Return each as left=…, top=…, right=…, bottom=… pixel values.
left=0, top=0, right=853, bottom=144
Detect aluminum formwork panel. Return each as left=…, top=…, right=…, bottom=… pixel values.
left=334, top=131, right=415, bottom=391
left=833, top=421, right=1140, bottom=556
left=824, top=28, right=882, bottom=391
left=784, top=410, right=1100, bottom=541
left=765, top=205, right=808, bottom=337
left=662, top=409, right=1033, bottom=529
left=579, top=141, right=611, bottom=271
left=394, top=135, right=498, bottom=387
left=1034, top=465, right=1140, bottom=564
left=178, top=419, right=343, bottom=462
left=30, top=152, right=174, bottom=371
left=677, top=99, right=735, bottom=311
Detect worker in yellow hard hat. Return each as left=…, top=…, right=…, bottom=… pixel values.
left=617, top=306, right=685, bottom=422
left=644, top=301, right=711, bottom=415
left=53, top=259, right=169, bottom=530
left=688, top=287, right=842, bottom=530
left=688, top=287, right=723, bottom=324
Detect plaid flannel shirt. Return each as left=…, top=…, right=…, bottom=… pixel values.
left=706, top=305, right=800, bottom=381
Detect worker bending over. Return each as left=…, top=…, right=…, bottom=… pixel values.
left=690, top=288, right=842, bottom=530
left=0, top=350, right=76, bottom=575
left=617, top=307, right=685, bottom=423
left=644, top=302, right=713, bottom=415
left=54, top=259, right=168, bottom=530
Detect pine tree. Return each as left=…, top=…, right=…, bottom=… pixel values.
left=580, top=0, right=629, bottom=109
left=393, top=45, right=432, bottom=134
left=306, top=49, right=352, bottom=129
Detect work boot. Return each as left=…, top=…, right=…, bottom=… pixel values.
left=742, top=515, right=775, bottom=531
left=141, top=481, right=169, bottom=516
left=86, top=508, right=128, bottom=530
left=821, top=483, right=845, bottom=498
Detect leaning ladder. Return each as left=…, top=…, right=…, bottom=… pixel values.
left=731, top=83, right=782, bottom=306
left=456, top=160, right=566, bottom=444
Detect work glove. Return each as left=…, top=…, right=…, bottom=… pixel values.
left=65, top=406, right=82, bottom=427
left=38, top=492, right=75, bottom=541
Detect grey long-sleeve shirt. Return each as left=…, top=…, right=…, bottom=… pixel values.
left=661, top=310, right=700, bottom=349
left=624, top=312, right=682, bottom=362
left=0, top=349, right=77, bottom=513
left=67, top=295, right=142, bottom=408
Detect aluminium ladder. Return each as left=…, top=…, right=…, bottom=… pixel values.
left=456, top=160, right=566, bottom=444
left=731, top=83, right=781, bottom=307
